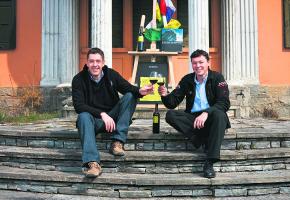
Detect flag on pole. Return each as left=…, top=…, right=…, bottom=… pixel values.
left=159, top=0, right=167, bottom=26
left=164, top=0, right=176, bottom=23
left=144, top=0, right=181, bottom=42
left=156, top=3, right=162, bottom=22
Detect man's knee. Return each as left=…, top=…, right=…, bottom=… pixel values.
left=165, top=110, right=176, bottom=124
left=209, top=110, right=227, bottom=123
left=211, top=109, right=226, bottom=118
left=122, top=92, right=135, bottom=101
left=77, top=112, right=94, bottom=126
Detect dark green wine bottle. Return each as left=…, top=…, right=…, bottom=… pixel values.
left=153, top=104, right=160, bottom=134
left=137, top=28, right=144, bottom=51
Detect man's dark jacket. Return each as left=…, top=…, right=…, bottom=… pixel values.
left=161, top=70, right=231, bottom=128
left=72, top=65, right=141, bottom=118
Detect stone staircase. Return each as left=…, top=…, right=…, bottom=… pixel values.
left=0, top=118, right=290, bottom=198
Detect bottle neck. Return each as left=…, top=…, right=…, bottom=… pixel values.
left=155, top=103, right=158, bottom=112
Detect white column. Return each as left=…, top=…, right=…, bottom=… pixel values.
left=221, top=0, right=259, bottom=85
left=41, top=0, right=59, bottom=86
left=41, top=0, right=79, bottom=87
left=91, top=0, right=112, bottom=68
left=188, top=0, right=209, bottom=72
left=58, top=0, right=79, bottom=86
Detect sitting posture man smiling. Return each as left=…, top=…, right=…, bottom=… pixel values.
left=158, top=49, right=231, bottom=178
left=72, top=48, right=153, bottom=177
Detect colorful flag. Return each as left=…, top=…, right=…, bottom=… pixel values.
left=144, top=0, right=181, bottom=42
left=159, top=0, right=167, bottom=25
left=156, top=3, right=162, bottom=22
left=144, top=28, right=162, bottom=42
left=164, top=19, right=181, bottom=29
left=164, top=0, right=176, bottom=23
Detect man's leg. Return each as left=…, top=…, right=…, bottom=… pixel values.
left=204, top=109, right=227, bottom=160
left=108, top=93, right=137, bottom=155
left=202, top=109, right=227, bottom=178
left=165, top=110, right=203, bottom=148
left=77, top=112, right=103, bottom=165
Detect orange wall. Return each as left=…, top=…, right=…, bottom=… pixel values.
left=258, top=0, right=290, bottom=85
left=0, top=0, right=42, bottom=87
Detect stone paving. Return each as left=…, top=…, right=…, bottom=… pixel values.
left=0, top=189, right=290, bottom=200
left=0, top=117, right=289, bottom=133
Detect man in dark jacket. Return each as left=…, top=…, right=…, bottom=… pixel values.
left=72, top=48, right=153, bottom=177
left=158, top=49, right=231, bottom=178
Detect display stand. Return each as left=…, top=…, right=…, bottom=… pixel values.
left=128, top=51, right=178, bottom=88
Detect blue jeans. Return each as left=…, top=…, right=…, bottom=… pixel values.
left=77, top=93, right=137, bottom=165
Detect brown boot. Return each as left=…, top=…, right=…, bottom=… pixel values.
left=110, top=140, right=125, bottom=156
left=82, top=162, right=102, bottom=178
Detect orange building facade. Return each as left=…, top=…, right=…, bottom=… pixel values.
left=0, top=0, right=289, bottom=117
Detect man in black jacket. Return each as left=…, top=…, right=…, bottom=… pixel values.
left=158, top=49, right=231, bottom=178
left=72, top=48, right=153, bottom=177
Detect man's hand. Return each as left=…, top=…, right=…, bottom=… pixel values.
left=158, top=85, right=168, bottom=96
left=193, top=112, right=208, bottom=129
left=139, top=84, right=154, bottom=96
left=100, top=112, right=115, bottom=133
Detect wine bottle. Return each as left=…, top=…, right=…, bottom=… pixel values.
left=137, top=27, right=144, bottom=52
left=153, top=104, right=160, bottom=134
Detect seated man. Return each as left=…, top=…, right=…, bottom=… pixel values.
left=158, top=49, right=231, bottom=178
left=72, top=47, right=153, bottom=178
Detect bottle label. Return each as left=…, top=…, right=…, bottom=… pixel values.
left=138, top=36, right=144, bottom=42
left=153, top=115, right=159, bottom=123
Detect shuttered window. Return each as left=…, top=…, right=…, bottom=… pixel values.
left=112, top=0, right=123, bottom=48
left=0, top=0, right=16, bottom=50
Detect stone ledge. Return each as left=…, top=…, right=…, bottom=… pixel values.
left=0, top=128, right=289, bottom=140
left=0, top=166, right=290, bottom=186
left=1, top=146, right=290, bottom=162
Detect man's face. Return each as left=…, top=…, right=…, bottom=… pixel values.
left=87, top=53, right=105, bottom=78
left=191, top=55, right=209, bottom=78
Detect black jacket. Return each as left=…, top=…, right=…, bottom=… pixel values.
left=161, top=70, right=231, bottom=128
left=72, top=65, right=141, bottom=118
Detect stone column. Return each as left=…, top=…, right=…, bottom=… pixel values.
left=58, top=0, right=79, bottom=86
left=221, top=0, right=259, bottom=85
left=188, top=0, right=209, bottom=72
left=41, top=0, right=79, bottom=87
left=41, top=0, right=59, bottom=86
left=91, top=0, right=112, bottom=68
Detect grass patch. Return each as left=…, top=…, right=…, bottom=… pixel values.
left=0, top=111, right=60, bottom=124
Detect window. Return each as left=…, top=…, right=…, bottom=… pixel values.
left=112, top=0, right=123, bottom=48
left=0, top=0, right=16, bottom=50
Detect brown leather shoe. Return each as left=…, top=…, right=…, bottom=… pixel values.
left=82, top=162, right=102, bottom=178
left=110, top=140, right=125, bottom=156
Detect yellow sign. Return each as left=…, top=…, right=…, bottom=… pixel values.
left=139, top=77, right=166, bottom=102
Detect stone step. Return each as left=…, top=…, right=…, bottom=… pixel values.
left=0, top=120, right=289, bottom=151
left=1, top=189, right=290, bottom=200
left=0, top=166, right=290, bottom=198
left=1, top=190, right=290, bottom=200
left=0, top=145, right=290, bottom=174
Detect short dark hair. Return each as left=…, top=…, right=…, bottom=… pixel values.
left=87, top=47, right=105, bottom=60
left=190, top=49, right=210, bottom=61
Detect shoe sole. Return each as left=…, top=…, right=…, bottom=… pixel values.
left=109, top=150, right=125, bottom=156
left=203, top=174, right=216, bottom=179
left=82, top=170, right=102, bottom=178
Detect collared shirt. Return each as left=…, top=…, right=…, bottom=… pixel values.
left=89, top=70, right=104, bottom=83
left=191, top=75, right=210, bottom=113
